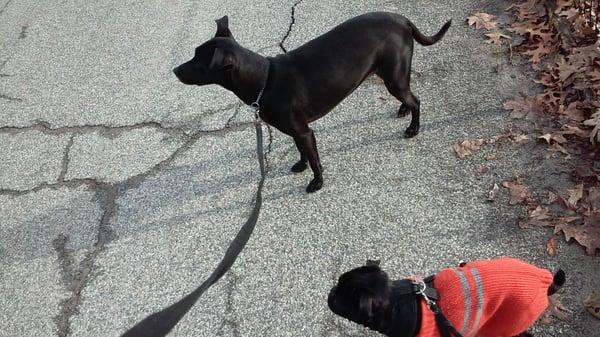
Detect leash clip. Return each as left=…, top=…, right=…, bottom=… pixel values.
left=414, top=279, right=435, bottom=308
left=251, top=103, right=261, bottom=125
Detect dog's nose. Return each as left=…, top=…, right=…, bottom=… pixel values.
left=172, top=66, right=180, bottom=77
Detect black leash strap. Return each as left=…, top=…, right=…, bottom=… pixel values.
left=120, top=115, right=266, bottom=337
left=431, top=302, right=464, bottom=337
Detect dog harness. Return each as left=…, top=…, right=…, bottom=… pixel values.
left=416, top=258, right=554, bottom=337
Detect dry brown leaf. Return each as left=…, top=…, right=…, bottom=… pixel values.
left=452, top=139, right=485, bottom=159
left=531, top=206, right=551, bottom=220
left=588, top=187, right=600, bottom=210
left=584, top=294, right=600, bottom=319
left=559, top=102, right=586, bottom=122
left=485, top=31, right=511, bottom=45
left=554, top=213, right=600, bottom=255
left=522, top=43, right=553, bottom=63
left=583, top=109, right=600, bottom=144
left=545, top=191, right=558, bottom=205
left=546, top=237, right=558, bottom=256
left=512, top=134, right=529, bottom=143
left=502, top=180, right=531, bottom=205
left=538, top=133, right=567, bottom=144
left=485, top=154, right=497, bottom=160
left=467, top=13, right=498, bottom=31
left=547, top=143, right=570, bottom=157
left=562, top=124, right=589, bottom=138
left=543, top=296, right=570, bottom=323
left=521, top=205, right=554, bottom=228
left=567, top=184, right=584, bottom=207
left=503, top=97, right=542, bottom=119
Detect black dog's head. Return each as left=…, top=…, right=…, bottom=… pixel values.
left=173, top=16, right=240, bottom=86
left=328, top=260, right=392, bottom=329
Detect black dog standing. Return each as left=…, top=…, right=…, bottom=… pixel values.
left=173, top=12, right=451, bottom=192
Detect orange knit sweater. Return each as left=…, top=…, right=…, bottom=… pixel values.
left=416, top=258, right=554, bottom=337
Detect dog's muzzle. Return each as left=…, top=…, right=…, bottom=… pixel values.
left=172, top=66, right=182, bottom=78
left=327, top=286, right=337, bottom=311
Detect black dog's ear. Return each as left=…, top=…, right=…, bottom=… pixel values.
left=215, top=16, right=234, bottom=39
left=365, top=259, right=380, bottom=267
left=359, top=295, right=374, bottom=320
left=209, top=48, right=233, bottom=71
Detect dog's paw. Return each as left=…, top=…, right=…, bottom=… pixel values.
left=306, top=178, right=323, bottom=193
left=404, top=126, right=419, bottom=138
left=291, top=161, right=308, bottom=173
left=397, top=105, right=411, bottom=118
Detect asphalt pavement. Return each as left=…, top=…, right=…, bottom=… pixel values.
left=1, top=0, right=599, bottom=336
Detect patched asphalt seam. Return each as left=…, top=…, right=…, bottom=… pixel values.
left=58, top=134, right=75, bottom=182
left=279, top=0, right=303, bottom=53
left=54, top=184, right=117, bottom=337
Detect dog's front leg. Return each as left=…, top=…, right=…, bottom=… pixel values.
left=293, top=129, right=323, bottom=193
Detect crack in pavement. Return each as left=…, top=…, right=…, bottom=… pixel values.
left=0, top=121, right=256, bottom=197
left=0, top=0, right=13, bottom=16
left=58, top=134, right=75, bottom=182
left=19, top=24, right=28, bottom=39
left=0, top=93, right=22, bottom=102
left=54, top=184, right=117, bottom=337
left=279, top=0, right=303, bottom=53
left=0, top=120, right=187, bottom=137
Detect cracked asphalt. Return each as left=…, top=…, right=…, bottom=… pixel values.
left=1, top=0, right=599, bottom=336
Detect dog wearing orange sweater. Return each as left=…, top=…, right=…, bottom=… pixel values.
left=328, top=258, right=565, bottom=337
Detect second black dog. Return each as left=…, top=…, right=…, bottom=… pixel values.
left=173, top=12, right=451, bottom=192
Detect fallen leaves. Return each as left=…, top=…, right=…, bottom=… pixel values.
left=554, top=213, right=600, bottom=255
left=485, top=32, right=511, bottom=45
left=583, top=109, right=600, bottom=144
left=467, top=13, right=498, bottom=30
left=452, top=139, right=485, bottom=158
left=543, top=296, right=570, bottom=322
left=584, top=294, right=600, bottom=320
left=502, top=179, right=532, bottom=205
left=566, top=183, right=584, bottom=207
left=503, top=96, right=543, bottom=119
left=546, top=237, right=558, bottom=256
left=466, top=3, right=600, bottom=257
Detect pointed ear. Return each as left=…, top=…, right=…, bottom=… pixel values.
left=215, top=16, right=234, bottom=39
left=359, top=295, right=374, bottom=320
left=209, top=48, right=233, bottom=71
left=365, top=259, right=380, bottom=267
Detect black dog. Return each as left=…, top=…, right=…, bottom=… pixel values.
left=328, top=259, right=565, bottom=337
left=173, top=13, right=451, bottom=192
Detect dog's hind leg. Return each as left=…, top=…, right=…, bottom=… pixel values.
left=291, top=138, right=308, bottom=173
left=293, top=129, right=323, bottom=193
left=384, top=78, right=420, bottom=138
left=379, top=55, right=421, bottom=138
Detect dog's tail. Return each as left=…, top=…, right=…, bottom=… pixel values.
left=547, top=269, right=566, bottom=295
left=409, top=19, right=452, bottom=46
